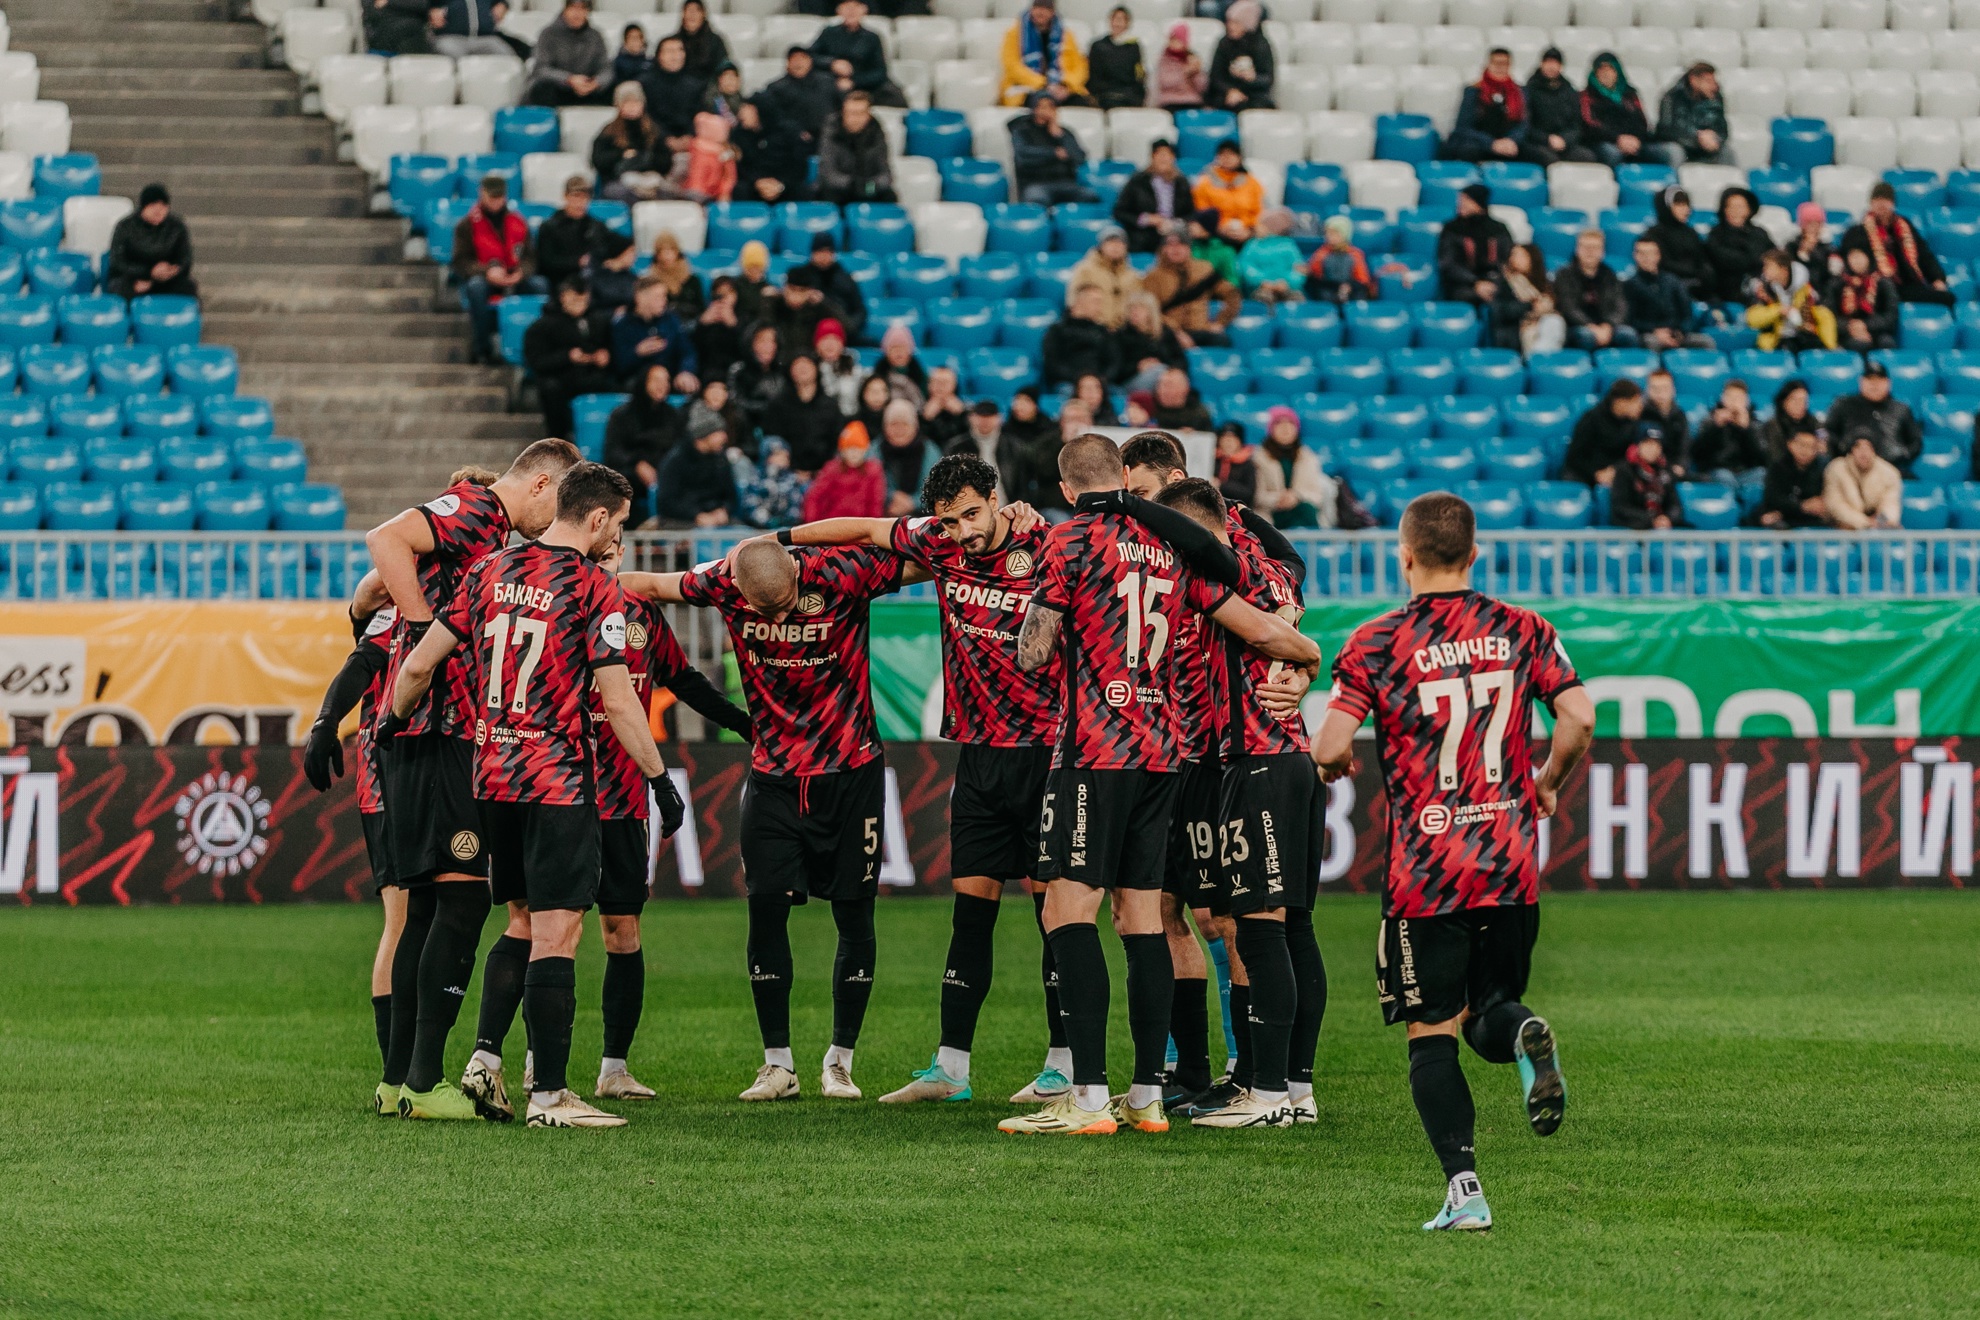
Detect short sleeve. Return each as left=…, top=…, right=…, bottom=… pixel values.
left=888, top=516, right=943, bottom=571
left=420, top=484, right=501, bottom=561
left=1181, top=567, right=1232, bottom=618
left=1529, top=615, right=1581, bottom=704
left=838, top=545, right=906, bottom=600
left=587, top=568, right=628, bottom=670
left=1327, top=629, right=1377, bottom=724
left=1033, top=528, right=1075, bottom=613
left=675, top=561, right=727, bottom=607
left=435, top=560, right=480, bottom=644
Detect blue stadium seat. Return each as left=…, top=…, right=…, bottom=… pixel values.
left=56, top=294, right=126, bottom=347
left=1684, top=481, right=1740, bottom=530
left=494, top=293, right=543, bottom=367
left=0, top=397, right=45, bottom=442
left=965, top=347, right=1032, bottom=392
left=1479, top=436, right=1547, bottom=480
left=1342, top=301, right=1411, bottom=349
left=1948, top=480, right=1980, bottom=528
left=1923, top=391, right=1979, bottom=438
left=0, top=248, right=23, bottom=297
left=1336, top=205, right=1396, bottom=253
left=1662, top=349, right=1730, bottom=404
left=1902, top=303, right=1958, bottom=354
left=774, top=202, right=841, bottom=251
left=236, top=437, right=308, bottom=486
left=1478, top=161, right=1547, bottom=212
left=865, top=297, right=922, bottom=338
left=886, top=254, right=954, bottom=301
left=1249, top=348, right=1316, bottom=392
left=389, top=154, right=456, bottom=223
left=492, top=106, right=559, bottom=156
left=1377, top=476, right=1447, bottom=524
left=1526, top=351, right=1595, bottom=395
left=1386, top=348, right=1457, bottom=396
left=1887, top=170, right=1944, bottom=215
left=54, top=398, right=124, bottom=444
left=996, top=299, right=1055, bottom=355
left=516, top=201, right=555, bottom=233
left=1226, top=303, right=1275, bottom=353
left=837, top=252, right=884, bottom=303
left=1410, top=301, right=1478, bottom=349
left=130, top=295, right=201, bottom=349
left=1274, top=302, right=1343, bottom=351
left=1600, top=213, right=1648, bottom=258
left=1025, top=250, right=1082, bottom=299
left=1799, top=351, right=1860, bottom=406
left=1771, top=117, right=1835, bottom=171
left=29, top=251, right=95, bottom=298
left=1317, top=347, right=1388, bottom=396
left=82, top=437, right=155, bottom=483
left=1362, top=396, right=1430, bottom=444
left=0, top=200, right=62, bottom=251
left=1216, top=394, right=1277, bottom=439
left=195, top=481, right=272, bottom=532
left=925, top=297, right=997, bottom=349
left=1868, top=348, right=1939, bottom=401
left=571, top=393, right=627, bottom=460
left=41, top=481, right=118, bottom=532
left=92, top=345, right=164, bottom=398
left=120, top=481, right=195, bottom=532
left=1527, top=481, right=1593, bottom=528
left=1284, top=162, right=1346, bottom=214
left=1186, top=346, right=1249, bottom=389
left=1460, top=479, right=1526, bottom=530
left=1173, top=108, right=1239, bottom=159
left=985, top=202, right=1051, bottom=254
left=955, top=253, right=1024, bottom=301
left=0, top=481, right=37, bottom=530
left=126, top=394, right=199, bottom=439
left=159, top=437, right=232, bottom=485
left=905, top=108, right=970, bottom=160
left=1393, top=212, right=1442, bottom=257
left=940, top=158, right=1008, bottom=207
left=1502, top=395, right=1580, bottom=450
left=167, top=346, right=240, bottom=398
left=845, top=202, right=915, bottom=255
left=201, top=396, right=276, bottom=443
left=1052, top=202, right=1111, bottom=251
left=1614, top=164, right=1677, bottom=210
left=588, top=200, right=631, bottom=238
left=1411, top=438, right=1479, bottom=478
left=19, top=345, right=90, bottom=398
left=272, top=483, right=346, bottom=531
left=10, top=439, right=83, bottom=488
left=1456, top=347, right=1525, bottom=397
left=1336, top=437, right=1407, bottom=490
left=1377, top=255, right=1435, bottom=301
left=1531, top=207, right=1592, bottom=263
left=1373, top=113, right=1436, bottom=163
left=1902, top=481, right=1949, bottom=528
left=452, top=152, right=520, bottom=200
left=0, top=296, right=56, bottom=347
left=705, top=201, right=775, bottom=251
left=1296, top=392, right=1361, bottom=438
left=1077, top=160, right=1135, bottom=208
left=915, top=347, right=963, bottom=377
left=1729, top=347, right=1794, bottom=394
left=1913, top=441, right=1966, bottom=485
left=1430, top=396, right=1500, bottom=443
left=1747, top=165, right=1811, bottom=213
left=1948, top=171, right=1980, bottom=211
left=33, top=154, right=101, bottom=203
left=1414, top=161, right=1479, bottom=216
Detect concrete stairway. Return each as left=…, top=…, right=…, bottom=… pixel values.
left=8, top=0, right=542, bottom=526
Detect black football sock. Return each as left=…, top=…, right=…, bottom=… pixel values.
left=1122, top=932, right=1175, bottom=1089
left=522, top=956, right=577, bottom=1094
left=1463, top=1000, right=1533, bottom=1066
left=830, top=897, right=877, bottom=1049
left=745, top=896, right=794, bottom=1050
left=1235, top=917, right=1294, bottom=1094
left=404, top=882, right=490, bottom=1094
left=1045, top=922, right=1109, bottom=1088
left=1034, top=890, right=1066, bottom=1049
left=1169, top=976, right=1212, bottom=1092
left=600, top=949, right=645, bottom=1060
left=1286, top=908, right=1328, bottom=1086
left=1227, top=982, right=1253, bottom=1089
left=1408, top=1034, right=1478, bottom=1180
left=383, top=886, right=436, bottom=1088
left=938, top=892, right=1000, bottom=1052
left=472, top=933, right=530, bottom=1057
left=370, top=995, right=392, bottom=1072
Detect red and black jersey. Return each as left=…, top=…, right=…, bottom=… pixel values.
left=1170, top=606, right=1217, bottom=761
left=437, top=541, right=627, bottom=806
left=678, top=545, right=904, bottom=777
left=1209, top=547, right=1308, bottom=761
left=1033, top=510, right=1230, bottom=773
left=592, top=587, right=693, bottom=821
left=380, top=480, right=512, bottom=740
left=353, top=606, right=398, bottom=816
left=1328, top=590, right=1581, bottom=919
left=889, top=516, right=1060, bottom=747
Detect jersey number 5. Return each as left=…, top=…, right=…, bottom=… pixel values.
left=1416, top=669, right=1513, bottom=790
left=1116, top=571, right=1174, bottom=669
left=483, top=612, right=548, bottom=715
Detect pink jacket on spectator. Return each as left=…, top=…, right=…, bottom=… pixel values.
left=681, top=113, right=737, bottom=202
left=801, top=457, right=885, bottom=520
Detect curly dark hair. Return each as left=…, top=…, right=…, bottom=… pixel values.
left=921, top=453, right=999, bottom=512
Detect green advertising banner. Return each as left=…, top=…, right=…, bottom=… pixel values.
left=868, top=598, right=1980, bottom=740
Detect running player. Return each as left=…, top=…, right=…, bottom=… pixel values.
left=360, top=438, right=581, bottom=1120
left=622, top=537, right=920, bottom=1102
left=1000, top=433, right=1320, bottom=1137
left=388, top=462, right=685, bottom=1128
left=1313, top=492, right=1593, bottom=1229
left=738, top=455, right=1071, bottom=1105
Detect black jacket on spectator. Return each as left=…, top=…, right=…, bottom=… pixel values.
left=675, top=23, right=732, bottom=82
left=531, top=20, right=611, bottom=89
left=1563, top=404, right=1639, bottom=482
left=1112, top=169, right=1188, bottom=252
left=1706, top=188, right=1771, bottom=303
left=1835, top=274, right=1899, bottom=346
left=1208, top=31, right=1274, bottom=108
left=1692, top=416, right=1767, bottom=472
left=760, top=383, right=846, bottom=473
left=1553, top=261, right=1627, bottom=330
left=1114, top=319, right=1187, bottom=380
left=438, top=0, right=502, bottom=37
left=364, top=0, right=432, bottom=55
left=106, top=211, right=195, bottom=295
left=763, top=291, right=849, bottom=355
left=1644, top=188, right=1711, bottom=297
left=536, top=211, right=621, bottom=289
left=1009, top=115, right=1087, bottom=192
left=921, top=403, right=969, bottom=450
left=1823, top=392, right=1923, bottom=470
left=655, top=442, right=739, bottom=522
left=523, top=301, right=617, bottom=437
left=1445, top=84, right=1529, bottom=159
left=1840, top=214, right=1948, bottom=289
left=694, top=317, right=743, bottom=382
left=1762, top=451, right=1828, bottom=526
left=1086, top=35, right=1147, bottom=110
left=809, top=261, right=867, bottom=341
left=591, top=116, right=671, bottom=185
left=760, top=70, right=840, bottom=148
left=730, top=355, right=788, bottom=427
left=942, top=428, right=1028, bottom=504
left=1435, top=211, right=1514, bottom=302
left=816, top=114, right=893, bottom=202
left=639, top=66, right=706, bottom=138
left=1610, top=450, right=1683, bottom=529
left=736, top=109, right=812, bottom=200
left=604, top=392, right=684, bottom=491
left=1040, top=314, right=1119, bottom=388
left=1578, top=82, right=1652, bottom=149
left=1151, top=394, right=1215, bottom=431
left=810, top=24, right=892, bottom=94
left=1642, top=399, right=1693, bottom=471
left=1524, top=69, right=1585, bottom=153
left=1622, top=268, right=1693, bottom=336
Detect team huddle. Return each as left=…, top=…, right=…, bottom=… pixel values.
left=303, top=428, right=1595, bottom=1232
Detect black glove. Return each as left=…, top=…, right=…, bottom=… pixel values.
left=647, top=771, right=687, bottom=838
left=350, top=608, right=370, bottom=647
left=377, top=708, right=412, bottom=742
left=302, top=719, right=344, bottom=791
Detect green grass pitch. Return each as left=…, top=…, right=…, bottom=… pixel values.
left=1, top=892, right=1975, bottom=1318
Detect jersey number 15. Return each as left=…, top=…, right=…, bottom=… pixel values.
left=1115, top=570, right=1174, bottom=669
left=483, top=612, right=547, bottom=715
left=1416, top=669, right=1513, bottom=790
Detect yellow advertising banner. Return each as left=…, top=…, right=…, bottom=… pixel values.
left=0, top=603, right=354, bottom=748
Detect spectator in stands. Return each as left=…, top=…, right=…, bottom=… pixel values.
left=1087, top=7, right=1148, bottom=111
left=655, top=410, right=740, bottom=527
left=853, top=369, right=895, bottom=441
left=803, top=235, right=867, bottom=343
left=1825, top=430, right=1902, bottom=530
left=646, top=230, right=704, bottom=321
left=525, top=277, right=617, bottom=439
left=947, top=401, right=1025, bottom=502
left=1524, top=46, right=1594, bottom=164
left=675, top=112, right=738, bottom=203
left=761, top=47, right=839, bottom=151
left=1214, top=422, right=1258, bottom=507
left=1238, top=208, right=1303, bottom=305
left=1625, top=237, right=1708, bottom=350
left=1253, top=407, right=1327, bottom=528
left=1579, top=52, right=1669, bottom=168
left=1745, top=248, right=1837, bottom=352
left=1490, top=242, right=1564, bottom=354
left=812, top=0, right=906, bottom=106
left=673, top=0, right=732, bottom=82
left=761, top=352, right=846, bottom=475
left=1208, top=0, right=1274, bottom=110
left=736, top=436, right=807, bottom=528
left=612, top=22, right=654, bottom=90
left=764, top=266, right=849, bottom=356
left=735, top=96, right=811, bottom=202
left=1028, top=400, right=1094, bottom=516
left=695, top=275, right=744, bottom=380
left=1066, top=227, right=1141, bottom=328
left=612, top=273, right=699, bottom=389
left=1610, top=424, right=1684, bottom=531
left=451, top=176, right=541, bottom=364
left=1446, top=48, right=1548, bottom=165
left=1790, top=201, right=1840, bottom=304
left=875, top=323, right=930, bottom=404
left=642, top=37, right=706, bottom=143
left=696, top=376, right=753, bottom=454
left=1706, top=186, right=1771, bottom=304
left=815, top=318, right=863, bottom=412
left=921, top=366, right=971, bottom=449
left=731, top=324, right=787, bottom=430
left=1003, top=389, right=1058, bottom=485
left=605, top=363, right=682, bottom=520
left=1155, top=23, right=1207, bottom=109
left=1072, top=372, right=1119, bottom=425
left=1132, top=366, right=1213, bottom=431
left=1188, top=207, right=1241, bottom=284
left=1693, top=379, right=1769, bottom=497
left=364, top=0, right=433, bottom=56
left=535, top=175, right=616, bottom=290
left=1760, top=378, right=1818, bottom=460
left=592, top=83, right=672, bottom=202
left=1759, top=426, right=1830, bottom=528
left=1002, top=0, right=1091, bottom=107
left=1193, top=140, right=1263, bottom=240
left=817, top=91, right=896, bottom=205
left=1115, top=139, right=1188, bottom=254
left=1643, top=186, right=1711, bottom=300
left=1307, top=215, right=1379, bottom=305
left=737, top=244, right=772, bottom=323
left=1554, top=228, right=1637, bottom=350
left=1011, top=93, right=1098, bottom=206
left=1834, top=246, right=1899, bottom=352
left=881, top=399, right=941, bottom=515
left=1641, top=368, right=1692, bottom=476
left=1115, top=291, right=1186, bottom=391
left=803, top=423, right=886, bottom=520
left=1825, top=360, right=1921, bottom=471
left=106, top=184, right=197, bottom=302
left=527, top=0, right=612, bottom=106
left=1436, top=183, right=1513, bottom=307
left=1655, top=62, right=1728, bottom=164
left=702, top=63, right=748, bottom=125
left=1564, top=376, right=1645, bottom=486
left=1144, top=226, right=1238, bottom=348
left=433, top=0, right=510, bottom=57
left=1841, top=182, right=1955, bottom=307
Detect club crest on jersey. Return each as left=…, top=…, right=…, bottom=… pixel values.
left=450, top=830, right=481, bottom=860
left=424, top=493, right=461, bottom=517
left=627, top=620, right=649, bottom=651
left=1419, top=803, right=1453, bottom=836
left=797, top=590, right=826, bottom=615
left=1004, top=548, right=1034, bottom=577
left=1104, top=680, right=1132, bottom=707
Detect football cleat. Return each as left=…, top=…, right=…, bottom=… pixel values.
left=459, top=1057, right=513, bottom=1121
left=739, top=1063, right=800, bottom=1102
left=878, top=1057, right=971, bottom=1104
left=373, top=1082, right=401, bottom=1117
left=997, top=1094, right=1118, bottom=1135
left=1515, top=1015, right=1566, bottom=1137
left=1162, top=1081, right=1206, bottom=1110
left=1173, top=1078, right=1245, bottom=1119
left=820, top=1061, right=862, bottom=1099
left=1112, top=1095, right=1169, bottom=1133
left=595, top=1070, right=657, bottom=1101
left=1288, top=1094, right=1318, bottom=1125
left=1189, top=1090, right=1295, bottom=1128
left=1008, top=1065, right=1071, bottom=1105
left=522, top=1050, right=535, bottom=1094
left=1424, top=1174, right=1492, bottom=1232
left=398, top=1081, right=486, bottom=1121
left=526, top=1088, right=628, bottom=1128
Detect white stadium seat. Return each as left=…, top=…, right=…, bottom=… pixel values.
left=0, top=152, right=31, bottom=201
left=1384, top=0, right=1446, bottom=25
left=709, top=17, right=762, bottom=59
left=1957, top=0, right=1980, bottom=21
left=739, top=59, right=784, bottom=95
left=348, top=105, right=421, bottom=179
left=1548, top=27, right=1610, bottom=74
left=1549, top=161, right=1618, bottom=211
left=1420, top=25, right=1485, bottom=71
left=729, top=0, right=794, bottom=16
left=871, top=105, right=907, bottom=160
left=1899, top=116, right=1963, bottom=169
left=1755, top=203, right=1798, bottom=246
left=1932, top=29, right=1980, bottom=66
left=1509, top=0, right=1572, bottom=24
left=1265, top=0, right=1319, bottom=19
left=456, top=54, right=525, bottom=107
left=932, top=59, right=997, bottom=109
left=1241, top=109, right=1311, bottom=163
left=969, top=106, right=1019, bottom=166
left=893, top=58, right=932, bottom=108
left=895, top=16, right=959, bottom=62
left=894, top=154, right=942, bottom=210
left=1321, top=0, right=1384, bottom=21
left=522, top=150, right=591, bottom=203
left=1293, top=21, right=1360, bottom=66
left=1177, top=17, right=1224, bottom=62
left=1723, top=68, right=1789, bottom=119
left=1870, top=31, right=1932, bottom=73
left=316, top=53, right=387, bottom=125
left=1806, top=30, right=1870, bottom=71
left=1108, top=109, right=1176, bottom=164
left=761, top=15, right=827, bottom=51
left=1058, top=106, right=1107, bottom=158
left=1278, top=67, right=1335, bottom=114
left=1250, top=158, right=1286, bottom=207
left=422, top=105, right=494, bottom=157
left=1346, top=160, right=1418, bottom=214
left=1917, top=70, right=1980, bottom=118
left=1574, top=0, right=1634, bottom=24
left=1834, top=115, right=1899, bottom=169
left=1811, top=163, right=1876, bottom=211
left=1400, top=65, right=1464, bottom=132
left=961, top=18, right=1009, bottom=53
left=1307, top=109, right=1377, bottom=161
left=1490, top=204, right=1532, bottom=243
left=498, top=9, right=554, bottom=45
left=282, top=9, right=356, bottom=78
left=1961, top=115, right=1980, bottom=164
left=1761, top=0, right=1822, bottom=26
left=1446, top=0, right=1510, bottom=23
left=1787, top=68, right=1853, bottom=120
left=1485, top=24, right=1548, bottom=67
left=1638, top=0, right=1701, bottom=25
left=1890, top=0, right=1952, bottom=24
left=1, top=101, right=69, bottom=158
left=1332, top=64, right=1399, bottom=113
left=1629, top=29, right=1682, bottom=69
left=62, top=196, right=133, bottom=260
left=1825, top=0, right=1888, bottom=27
left=1743, top=30, right=1806, bottom=72
left=558, top=106, right=617, bottom=152
left=915, top=201, right=987, bottom=258
left=0, top=53, right=40, bottom=105
left=632, top=199, right=707, bottom=254
left=1727, top=113, right=1775, bottom=165
left=1698, top=0, right=1761, bottom=22
left=1853, top=69, right=1917, bottom=118
left=1680, top=28, right=1743, bottom=70
left=1356, top=22, right=1421, bottom=66
left=1678, top=163, right=1746, bottom=210
left=253, top=0, right=316, bottom=25
left=388, top=54, right=457, bottom=108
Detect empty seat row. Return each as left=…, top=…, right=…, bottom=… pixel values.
left=0, top=390, right=270, bottom=442
left=3, top=435, right=303, bottom=486
left=0, top=478, right=343, bottom=533
left=0, top=298, right=205, bottom=350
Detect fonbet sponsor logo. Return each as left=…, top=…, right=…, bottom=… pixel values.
left=174, top=771, right=271, bottom=877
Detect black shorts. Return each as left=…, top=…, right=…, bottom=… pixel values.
left=1035, top=765, right=1179, bottom=891
left=1218, top=752, right=1322, bottom=917
left=1377, top=903, right=1539, bottom=1027
left=480, top=800, right=602, bottom=913
left=598, top=816, right=651, bottom=915
left=380, top=732, right=488, bottom=883
left=361, top=810, right=398, bottom=892
left=740, top=759, right=885, bottom=904
left=950, top=742, right=1053, bottom=882
left=1164, top=756, right=1221, bottom=906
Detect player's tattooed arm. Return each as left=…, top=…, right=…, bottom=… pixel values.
left=1534, top=685, right=1595, bottom=819
left=1206, top=595, right=1321, bottom=673
left=1311, top=708, right=1360, bottom=782
left=388, top=619, right=460, bottom=720
left=363, top=508, right=439, bottom=622
left=1016, top=600, right=1063, bottom=671
left=618, top=570, right=687, bottom=603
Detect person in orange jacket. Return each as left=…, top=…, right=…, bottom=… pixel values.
left=1001, top=0, right=1090, bottom=106
left=1191, top=139, right=1263, bottom=240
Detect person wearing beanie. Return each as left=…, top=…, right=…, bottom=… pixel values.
left=1840, top=181, right=1955, bottom=307
left=761, top=351, right=847, bottom=476
left=1085, top=5, right=1147, bottom=111
left=1823, top=360, right=1922, bottom=470
left=1143, top=225, right=1239, bottom=347
left=1307, top=214, right=1379, bottom=303
left=812, top=317, right=862, bottom=413
left=1524, top=46, right=1595, bottom=163
left=1011, top=91, right=1098, bottom=206
left=1001, top=0, right=1091, bottom=107
left=655, top=405, right=741, bottom=527
left=1790, top=200, right=1840, bottom=304
left=1155, top=21, right=1207, bottom=109
left=1579, top=52, right=1674, bottom=167
left=735, top=239, right=773, bottom=324
left=765, top=263, right=850, bottom=353
left=805, top=231, right=868, bottom=342
left=1252, top=406, right=1337, bottom=529
left=1445, top=48, right=1553, bottom=164
left=592, top=81, right=673, bottom=203
left=1238, top=207, right=1304, bottom=304
left=1114, top=139, right=1187, bottom=253
left=1834, top=245, right=1900, bottom=351
left=1642, top=185, right=1712, bottom=300
left=105, top=183, right=197, bottom=301
left=875, top=321, right=929, bottom=405
left=759, top=46, right=838, bottom=148
left=801, top=421, right=887, bottom=520
left=1066, top=225, right=1142, bottom=328
left=1436, top=182, right=1514, bottom=305
left=734, top=434, right=806, bottom=529
left=1213, top=421, right=1258, bottom=508
left=1655, top=61, right=1729, bottom=164
left=1192, top=138, right=1263, bottom=238
left=1209, top=0, right=1274, bottom=110
left=672, top=0, right=731, bottom=84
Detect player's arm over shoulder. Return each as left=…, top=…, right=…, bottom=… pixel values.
left=1207, top=590, right=1321, bottom=671
left=619, top=570, right=689, bottom=603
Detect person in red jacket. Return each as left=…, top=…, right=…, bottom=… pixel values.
left=801, top=422, right=886, bottom=521
left=451, top=175, right=547, bottom=364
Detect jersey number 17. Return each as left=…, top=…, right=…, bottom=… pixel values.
left=483, top=612, right=547, bottom=715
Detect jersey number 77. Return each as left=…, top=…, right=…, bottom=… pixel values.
left=1416, top=668, right=1513, bottom=790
